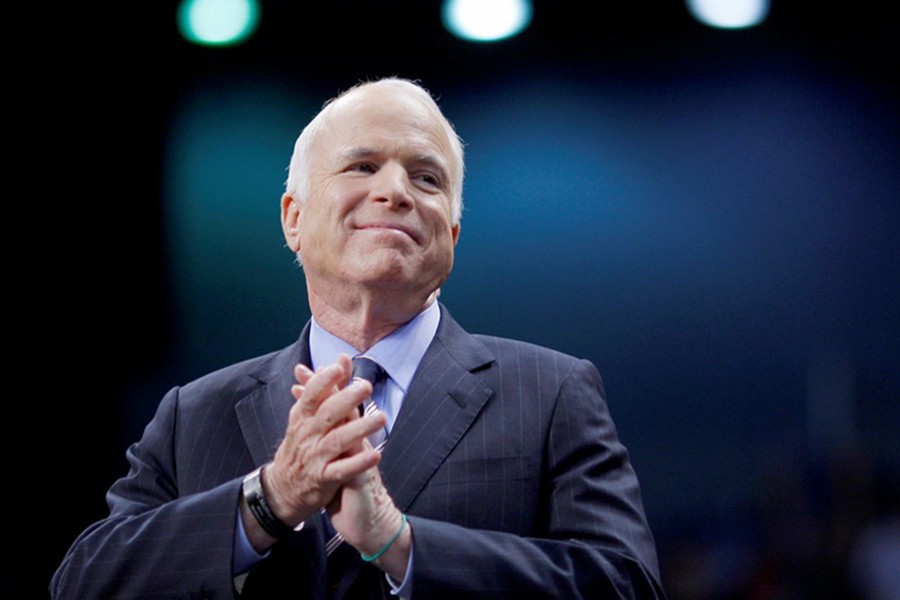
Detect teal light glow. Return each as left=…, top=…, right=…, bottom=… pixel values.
left=177, top=0, right=260, bottom=46
left=686, top=0, right=769, bottom=29
left=442, top=0, right=532, bottom=42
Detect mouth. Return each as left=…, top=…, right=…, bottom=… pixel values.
left=356, top=222, right=420, bottom=244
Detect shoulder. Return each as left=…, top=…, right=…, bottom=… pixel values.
left=438, top=305, right=597, bottom=384
left=174, top=337, right=305, bottom=411
left=437, top=304, right=586, bottom=370
left=473, top=333, right=581, bottom=365
left=472, top=333, right=581, bottom=364
left=472, top=333, right=603, bottom=394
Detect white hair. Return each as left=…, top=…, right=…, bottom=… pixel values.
left=284, top=77, right=465, bottom=225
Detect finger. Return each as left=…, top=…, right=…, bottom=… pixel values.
left=291, top=384, right=304, bottom=401
left=288, top=378, right=372, bottom=441
left=294, top=364, right=349, bottom=418
left=322, top=409, right=387, bottom=455
left=313, top=380, right=377, bottom=434
left=323, top=448, right=382, bottom=483
left=294, top=363, right=314, bottom=386
left=336, top=353, right=352, bottom=387
left=292, top=356, right=351, bottom=407
left=290, top=360, right=339, bottom=404
left=312, top=408, right=385, bottom=466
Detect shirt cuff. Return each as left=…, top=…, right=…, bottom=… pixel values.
left=385, top=537, right=414, bottom=598
left=233, top=510, right=271, bottom=574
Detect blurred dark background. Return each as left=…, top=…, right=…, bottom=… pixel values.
left=33, top=1, right=897, bottom=598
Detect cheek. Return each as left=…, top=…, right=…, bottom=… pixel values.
left=301, top=198, right=344, bottom=234
left=429, top=225, right=457, bottom=273
left=298, top=211, right=339, bottom=260
left=432, top=215, right=457, bottom=249
left=422, top=200, right=455, bottom=234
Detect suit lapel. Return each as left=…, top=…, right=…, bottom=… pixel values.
left=381, top=306, right=495, bottom=511
left=235, top=323, right=312, bottom=467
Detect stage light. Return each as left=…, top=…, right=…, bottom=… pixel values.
left=177, top=0, right=260, bottom=46
left=686, top=0, right=769, bottom=29
left=442, top=0, right=532, bottom=42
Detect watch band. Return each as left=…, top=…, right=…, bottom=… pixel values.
left=242, top=464, right=295, bottom=539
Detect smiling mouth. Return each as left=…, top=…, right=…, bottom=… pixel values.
left=357, top=224, right=419, bottom=243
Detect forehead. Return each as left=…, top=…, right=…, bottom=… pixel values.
left=314, top=87, right=455, bottom=165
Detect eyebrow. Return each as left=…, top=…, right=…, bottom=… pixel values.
left=340, top=147, right=382, bottom=162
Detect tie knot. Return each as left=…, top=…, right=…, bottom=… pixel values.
left=351, top=356, right=386, bottom=386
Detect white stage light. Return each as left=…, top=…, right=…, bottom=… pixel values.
left=442, top=0, right=533, bottom=42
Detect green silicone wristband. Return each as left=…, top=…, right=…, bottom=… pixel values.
left=360, top=514, right=408, bottom=563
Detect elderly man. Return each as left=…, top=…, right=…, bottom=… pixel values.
left=52, top=78, right=665, bottom=599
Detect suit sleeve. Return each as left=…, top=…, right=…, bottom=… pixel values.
left=408, top=359, right=666, bottom=599
left=51, top=387, right=242, bottom=600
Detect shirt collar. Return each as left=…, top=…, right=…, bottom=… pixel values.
left=309, top=301, right=441, bottom=394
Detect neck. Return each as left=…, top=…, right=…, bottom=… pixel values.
left=308, top=285, right=438, bottom=352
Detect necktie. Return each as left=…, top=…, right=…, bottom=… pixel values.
left=324, top=356, right=388, bottom=556
left=350, top=355, right=388, bottom=449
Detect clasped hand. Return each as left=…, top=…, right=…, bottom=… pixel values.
left=263, top=354, right=407, bottom=565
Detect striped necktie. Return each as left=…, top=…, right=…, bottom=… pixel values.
left=350, top=355, right=387, bottom=449
left=324, top=355, right=388, bottom=556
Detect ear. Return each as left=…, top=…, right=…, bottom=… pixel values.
left=281, top=193, right=302, bottom=252
left=451, top=222, right=461, bottom=246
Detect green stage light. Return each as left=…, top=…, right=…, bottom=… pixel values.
left=177, top=0, right=260, bottom=47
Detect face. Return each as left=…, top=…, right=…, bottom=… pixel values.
left=282, top=85, right=461, bottom=301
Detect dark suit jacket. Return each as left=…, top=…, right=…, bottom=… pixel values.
left=52, top=305, right=665, bottom=599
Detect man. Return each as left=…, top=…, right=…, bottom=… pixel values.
left=52, top=77, right=666, bottom=599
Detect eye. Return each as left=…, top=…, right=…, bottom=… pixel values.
left=414, top=172, right=442, bottom=189
left=348, top=162, right=376, bottom=174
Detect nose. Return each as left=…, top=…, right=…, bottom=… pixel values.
left=369, top=163, right=413, bottom=211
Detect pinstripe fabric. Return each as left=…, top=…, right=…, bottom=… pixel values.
left=52, top=305, right=664, bottom=599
